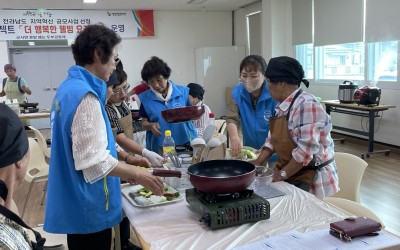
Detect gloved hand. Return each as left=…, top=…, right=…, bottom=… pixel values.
left=142, top=148, right=163, bottom=167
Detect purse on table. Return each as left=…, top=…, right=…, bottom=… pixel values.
left=330, top=217, right=382, bottom=241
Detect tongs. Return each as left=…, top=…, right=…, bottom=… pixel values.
left=167, top=152, right=182, bottom=168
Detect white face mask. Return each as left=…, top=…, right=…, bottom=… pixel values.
left=244, top=78, right=264, bottom=93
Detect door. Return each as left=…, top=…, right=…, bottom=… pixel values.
left=11, top=47, right=74, bottom=128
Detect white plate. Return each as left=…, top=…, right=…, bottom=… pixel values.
left=121, top=184, right=184, bottom=208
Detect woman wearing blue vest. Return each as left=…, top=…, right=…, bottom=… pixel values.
left=138, top=56, right=197, bottom=154
left=44, top=24, right=164, bottom=250
left=226, top=55, right=278, bottom=164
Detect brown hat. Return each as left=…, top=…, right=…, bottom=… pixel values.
left=4, top=64, right=16, bottom=72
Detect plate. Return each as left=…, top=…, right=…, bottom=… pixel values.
left=121, top=184, right=183, bottom=208
left=226, top=146, right=259, bottom=161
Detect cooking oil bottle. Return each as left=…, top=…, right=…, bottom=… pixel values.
left=162, top=130, right=175, bottom=161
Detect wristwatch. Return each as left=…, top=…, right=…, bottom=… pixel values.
left=280, top=170, right=288, bottom=180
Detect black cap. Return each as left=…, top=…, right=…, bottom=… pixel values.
left=0, top=103, right=29, bottom=169
left=265, top=56, right=309, bottom=88
left=187, top=83, right=205, bottom=100
left=106, top=70, right=119, bottom=87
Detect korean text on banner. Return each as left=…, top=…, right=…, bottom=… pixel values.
left=0, top=9, right=154, bottom=40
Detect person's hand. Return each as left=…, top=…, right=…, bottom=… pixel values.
left=134, top=171, right=164, bottom=196
left=272, top=170, right=284, bottom=182
left=125, top=155, right=151, bottom=168
left=229, top=136, right=243, bottom=157
left=142, top=148, right=163, bottom=167
left=149, top=123, right=161, bottom=137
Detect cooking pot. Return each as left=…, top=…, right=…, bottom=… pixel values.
left=152, top=160, right=256, bottom=193
left=338, top=81, right=358, bottom=103
left=354, top=86, right=381, bottom=106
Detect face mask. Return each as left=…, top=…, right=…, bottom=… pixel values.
left=244, top=78, right=263, bottom=93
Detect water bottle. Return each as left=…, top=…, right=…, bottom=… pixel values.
left=208, top=112, right=215, bottom=126
left=162, top=130, right=176, bottom=161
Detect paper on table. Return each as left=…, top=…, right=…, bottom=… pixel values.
left=233, top=229, right=400, bottom=250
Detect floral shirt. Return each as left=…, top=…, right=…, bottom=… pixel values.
left=264, top=88, right=339, bottom=198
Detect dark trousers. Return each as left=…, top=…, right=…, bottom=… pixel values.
left=120, top=216, right=131, bottom=247
left=67, top=228, right=112, bottom=250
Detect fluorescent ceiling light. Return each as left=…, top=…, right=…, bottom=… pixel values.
left=187, top=0, right=207, bottom=4
left=83, top=0, right=97, bottom=3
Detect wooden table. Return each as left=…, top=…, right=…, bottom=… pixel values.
left=321, top=100, right=395, bottom=159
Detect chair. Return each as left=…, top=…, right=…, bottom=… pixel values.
left=323, top=197, right=385, bottom=228
left=215, top=119, right=227, bottom=135
left=21, top=138, right=50, bottom=219
left=28, top=126, right=51, bottom=158
left=331, top=152, right=368, bottom=203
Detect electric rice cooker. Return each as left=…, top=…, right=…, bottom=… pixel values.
left=353, top=86, right=382, bottom=106
left=338, top=81, right=358, bottom=103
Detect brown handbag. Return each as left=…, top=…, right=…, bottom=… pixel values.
left=330, top=217, right=382, bottom=241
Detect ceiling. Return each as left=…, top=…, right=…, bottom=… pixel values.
left=0, top=0, right=260, bottom=11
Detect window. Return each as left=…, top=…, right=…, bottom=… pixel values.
left=367, top=40, right=398, bottom=83
left=295, top=43, right=313, bottom=79
left=315, top=42, right=365, bottom=82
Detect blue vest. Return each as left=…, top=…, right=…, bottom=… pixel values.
left=44, top=66, right=122, bottom=234
left=138, top=81, right=198, bottom=153
left=232, top=82, right=277, bottom=149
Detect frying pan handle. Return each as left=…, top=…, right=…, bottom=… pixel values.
left=152, top=169, right=182, bottom=178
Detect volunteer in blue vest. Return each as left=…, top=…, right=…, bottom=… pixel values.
left=1, top=64, right=32, bottom=126
left=226, top=55, right=278, bottom=164
left=43, top=24, right=164, bottom=250
left=138, top=56, right=198, bottom=154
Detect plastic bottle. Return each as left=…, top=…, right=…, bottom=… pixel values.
left=128, top=96, right=139, bottom=110
left=162, top=130, right=176, bottom=161
left=208, top=112, right=215, bottom=126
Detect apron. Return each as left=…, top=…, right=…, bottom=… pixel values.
left=111, top=104, right=134, bottom=150
left=4, top=79, right=30, bottom=126
left=269, top=89, right=316, bottom=190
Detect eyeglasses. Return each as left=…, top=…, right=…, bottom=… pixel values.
left=115, top=58, right=121, bottom=66
left=112, top=84, right=130, bottom=96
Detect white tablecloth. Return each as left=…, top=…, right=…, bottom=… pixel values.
left=123, top=182, right=353, bottom=250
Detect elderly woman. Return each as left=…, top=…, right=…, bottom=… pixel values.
left=138, top=56, right=197, bottom=154
left=253, top=56, right=339, bottom=198
left=44, top=24, right=164, bottom=249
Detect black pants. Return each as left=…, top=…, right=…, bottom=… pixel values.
left=67, top=228, right=112, bottom=250
left=120, top=216, right=131, bottom=247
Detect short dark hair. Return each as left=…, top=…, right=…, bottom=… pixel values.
left=115, top=67, right=127, bottom=87
left=141, top=56, right=171, bottom=82
left=239, top=55, right=267, bottom=75
left=71, top=23, right=121, bottom=66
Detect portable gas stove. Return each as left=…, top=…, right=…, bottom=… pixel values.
left=186, top=188, right=270, bottom=230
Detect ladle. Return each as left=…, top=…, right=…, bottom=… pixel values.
left=190, top=137, right=206, bottom=163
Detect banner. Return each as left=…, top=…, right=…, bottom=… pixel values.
left=0, top=9, right=154, bottom=40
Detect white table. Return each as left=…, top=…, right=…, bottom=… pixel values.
left=123, top=182, right=363, bottom=250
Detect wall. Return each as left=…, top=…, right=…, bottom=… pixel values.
left=0, top=41, right=9, bottom=102
left=119, top=11, right=233, bottom=87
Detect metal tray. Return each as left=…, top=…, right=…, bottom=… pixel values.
left=122, top=184, right=183, bottom=208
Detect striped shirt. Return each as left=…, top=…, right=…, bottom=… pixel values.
left=192, top=101, right=212, bottom=137
left=105, top=100, right=131, bottom=135
left=0, top=215, right=32, bottom=250
left=264, top=88, right=339, bottom=198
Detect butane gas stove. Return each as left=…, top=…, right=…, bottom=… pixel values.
left=186, top=188, right=270, bottom=230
